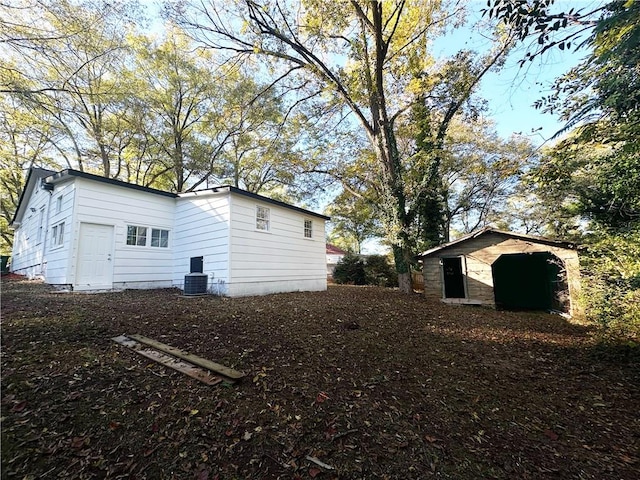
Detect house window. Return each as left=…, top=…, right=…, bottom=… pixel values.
left=304, top=219, right=313, bottom=238
left=51, top=222, right=65, bottom=247
left=151, top=228, right=169, bottom=248
left=56, top=195, right=63, bottom=214
left=256, top=206, right=270, bottom=231
left=126, top=225, right=147, bottom=246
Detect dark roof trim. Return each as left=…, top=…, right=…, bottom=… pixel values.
left=417, top=227, right=577, bottom=258
left=46, top=169, right=330, bottom=220
left=46, top=169, right=178, bottom=198
left=10, top=167, right=57, bottom=225
left=213, top=185, right=330, bottom=221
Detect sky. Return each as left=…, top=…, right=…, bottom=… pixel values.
left=432, top=1, right=600, bottom=147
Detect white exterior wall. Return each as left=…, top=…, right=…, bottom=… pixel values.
left=173, top=192, right=231, bottom=295
left=44, top=181, right=76, bottom=284
left=227, top=194, right=327, bottom=297
left=11, top=182, right=53, bottom=278
left=72, top=178, right=175, bottom=289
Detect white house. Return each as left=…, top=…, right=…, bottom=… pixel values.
left=10, top=168, right=329, bottom=296
left=326, top=243, right=347, bottom=278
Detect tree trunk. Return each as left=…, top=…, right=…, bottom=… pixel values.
left=398, top=271, right=412, bottom=293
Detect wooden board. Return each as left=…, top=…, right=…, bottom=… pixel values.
left=128, top=333, right=245, bottom=380
left=111, top=335, right=223, bottom=386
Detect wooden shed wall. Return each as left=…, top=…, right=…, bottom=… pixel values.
left=422, top=233, right=582, bottom=317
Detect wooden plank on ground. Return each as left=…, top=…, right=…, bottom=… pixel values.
left=111, top=335, right=223, bottom=386
left=128, top=333, right=245, bottom=380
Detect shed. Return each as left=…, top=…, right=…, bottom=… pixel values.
left=417, top=227, right=582, bottom=317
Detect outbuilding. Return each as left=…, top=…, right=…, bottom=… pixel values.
left=418, top=227, right=582, bottom=317
left=10, top=168, right=329, bottom=296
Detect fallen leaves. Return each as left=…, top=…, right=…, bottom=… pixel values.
left=1, top=279, right=639, bottom=480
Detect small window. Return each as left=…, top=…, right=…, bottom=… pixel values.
left=56, top=195, right=63, bottom=214
left=151, top=228, right=169, bottom=248
left=51, top=222, right=65, bottom=247
left=127, top=225, right=147, bottom=246
left=304, top=219, right=313, bottom=238
left=256, top=206, right=270, bottom=231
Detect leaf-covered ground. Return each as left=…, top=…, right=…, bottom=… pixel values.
left=1, top=277, right=638, bottom=479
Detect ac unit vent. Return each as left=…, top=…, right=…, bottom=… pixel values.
left=184, top=273, right=208, bottom=295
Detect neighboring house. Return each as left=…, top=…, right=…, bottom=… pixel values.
left=10, top=168, right=329, bottom=296
left=417, top=227, right=582, bottom=317
left=326, top=243, right=347, bottom=278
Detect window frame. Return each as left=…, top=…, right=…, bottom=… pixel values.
left=126, top=225, right=148, bottom=246
left=51, top=221, right=65, bottom=248
left=150, top=228, right=169, bottom=248
left=304, top=219, right=313, bottom=239
left=256, top=205, right=270, bottom=232
left=55, top=195, right=63, bottom=214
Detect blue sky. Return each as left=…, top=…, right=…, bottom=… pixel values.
left=433, top=0, right=600, bottom=146
left=476, top=40, right=588, bottom=145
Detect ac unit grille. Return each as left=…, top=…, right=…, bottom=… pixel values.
left=184, top=273, right=208, bottom=295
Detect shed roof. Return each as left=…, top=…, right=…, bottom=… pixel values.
left=417, top=227, right=578, bottom=259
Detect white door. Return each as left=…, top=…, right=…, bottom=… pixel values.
left=75, top=223, right=114, bottom=290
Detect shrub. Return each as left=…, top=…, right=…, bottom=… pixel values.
left=333, top=254, right=366, bottom=285
left=333, top=253, right=398, bottom=287
left=364, top=254, right=398, bottom=287
left=581, top=228, right=640, bottom=342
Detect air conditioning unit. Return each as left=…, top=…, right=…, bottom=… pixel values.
left=184, top=273, right=208, bottom=295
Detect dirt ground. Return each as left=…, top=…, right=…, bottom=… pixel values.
left=1, top=277, right=638, bottom=479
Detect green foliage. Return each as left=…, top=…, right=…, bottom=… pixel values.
left=333, top=253, right=398, bottom=287
left=333, top=254, right=366, bottom=285
left=364, top=254, right=398, bottom=288
left=580, top=228, right=640, bottom=341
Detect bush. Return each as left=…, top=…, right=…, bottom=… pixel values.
left=364, top=254, right=398, bottom=287
left=581, top=228, right=640, bottom=342
left=333, top=253, right=398, bottom=287
left=333, top=254, right=366, bottom=285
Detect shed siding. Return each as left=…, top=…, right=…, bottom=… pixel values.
left=423, top=232, right=582, bottom=317
left=173, top=193, right=230, bottom=295
left=72, top=178, right=175, bottom=289
left=227, top=194, right=326, bottom=296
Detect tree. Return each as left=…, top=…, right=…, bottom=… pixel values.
left=0, top=96, right=60, bottom=253
left=172, top=0, right=514, bottom=292
left=125, top=27, right=232, bottom=192
left=1, top=0, right=144, bottom=176
left=488, top=1, right=639, bottom=339
left=326, top=190, right=381, bottom=254
left=440, top=120, right=534, bottom=240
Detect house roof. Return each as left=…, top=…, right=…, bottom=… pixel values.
left=197, top=186, right=330, bottom=221
left=326, top=243, right=347, bottom=255
left=417, top=227, right=578, bottom=258
left=11, top=167, right=57, bottom=225
left=12, top=167, right=329, bottom=226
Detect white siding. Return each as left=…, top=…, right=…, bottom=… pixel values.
left=11, top=180, right=75, bottom=282
left=44, top=181, right=76, bottom=284
left=227, top=194, right=327, bottom=296
left=10, top=183, right=50, bottom=278
left=72, top=178, right=175, bottom=289
left=173, top=192, right=230, bottom=294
